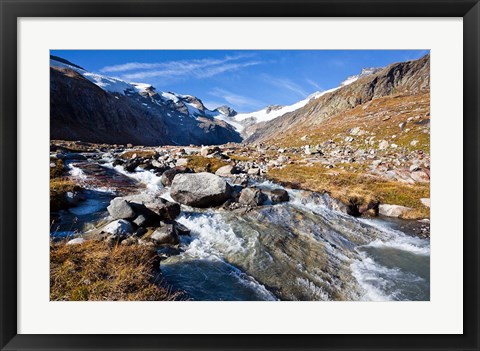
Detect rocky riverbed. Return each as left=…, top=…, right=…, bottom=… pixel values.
left=50, top=141, right=430, bottom=301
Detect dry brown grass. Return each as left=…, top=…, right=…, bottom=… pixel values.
left=50, top=178, right=80, bottom=211
left=268, top=164, right=429, bottom=219
left=50, top=240, right=182, bottom=301
left=229, top=154, right=253, bottom=162
left=50, top=158, right=66, bottom=178
left=185, top=156, right=229, bottom=173
left=274, top=93, right=430, bottom=153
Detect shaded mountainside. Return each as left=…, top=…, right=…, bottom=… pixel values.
left=51, top=67, right=170, bottom=145
left=50, top=65, right=241, bottom=146
left=246, top=55, right=430, bottom=144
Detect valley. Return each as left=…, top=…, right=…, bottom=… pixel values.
left=49, top=52, right=430, bottom=301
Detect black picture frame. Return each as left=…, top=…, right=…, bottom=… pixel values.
left=1, top=1, right=479, bottom=350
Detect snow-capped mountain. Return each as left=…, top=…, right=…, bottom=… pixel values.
left=50, top=54, right=416, bottom=147
left=340, top=67, right=384, bottom=86
left=50, top=56, right=237, bottom=121
left=230, top=89, right=340, bottom=135
left=245, top=55, right=430, bottom=143
left=50, top=56, right=241, bottom=146
left=221, top=67, right=382, bottom=137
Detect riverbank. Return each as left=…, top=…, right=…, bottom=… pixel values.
left=51, top=139, right=430, bottom=221
left=50, top=140, right=430, bottom=301
left=50, top=239, right=182, bottom=301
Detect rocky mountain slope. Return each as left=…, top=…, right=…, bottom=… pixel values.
left=50, top=56, right=242, bottom=146
left=245, top=54, right=430, bottom=144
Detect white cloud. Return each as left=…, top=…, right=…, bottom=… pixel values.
left=264, top=76, right=308, bottom=97
left=305, top=78, right=322, bottom=90
left=99, top=54, right=262, bottom=82
left=209, top=88, right=264, bottom=110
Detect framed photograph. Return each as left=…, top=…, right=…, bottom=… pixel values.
left=1, top=0, right=479, bottom=350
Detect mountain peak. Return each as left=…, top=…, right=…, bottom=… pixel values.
left=50, top=55, right=86, bottom=70
left=49, top=56, right=242, bottom=145
left=215, top=105, right=237, bottom=117
left=340, top=66, right=384, bottom=86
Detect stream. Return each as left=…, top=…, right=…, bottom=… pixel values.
left=51, top=153, right=430, bottom=301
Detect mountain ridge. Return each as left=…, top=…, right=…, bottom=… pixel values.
left=50, top=54, right=429, bottom=147
left=245, top=54, right=430, bottom=144
left=50, top=56, right=242, bottom=146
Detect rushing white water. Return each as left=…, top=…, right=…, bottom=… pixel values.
left=103, top=163, right=164, bottom=192
left=68, top=163, right=88, bottom=181
left=68, top=163, right=117, bottom=194
left=58, top=157, right=430, bottom=301
left=357, top=217, right=430, bottom=256
left=165, top=212, right=277, bottom=301
left=349, top=218, right=430, bottom=301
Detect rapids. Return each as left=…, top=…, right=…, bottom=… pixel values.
left=51, top=154, right=430, bottom=301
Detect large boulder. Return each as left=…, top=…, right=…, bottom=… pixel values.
left=161, top=166, right=192, bottom=186
left=150, top=222, right=179, bottom=246
left=176, top=158, right=189, bottom=167
left=121, top=192, right=179, bottom=221
left=124, top=159, right=140, bottom=172
left=157, top=198, right=181, bottom=220
left=66, top=237, right=86, bottom=245
left=107, top=198, right=136, bottom=220
left=266, top=189, right=290, bottom=203
left=239, top=187, right=268, bottom=206
left=215, top=165, right=239, bottom=176
left=410, top=170, right=430, bottom=183
left=379, top=204, right=414, bottom=218
left=102, top=219, right=134, bottom=238
left=200, top=146, right=220, bottom=157
left=247, top=168, right=260, bottom=176
left=173, top=221, right=190, bottom=236
left=170, top=172, right=232, bottom=207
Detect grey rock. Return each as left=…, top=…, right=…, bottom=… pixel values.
left=173, top=221, right=190, bottom=236
left=200, top=146, right=220, bottom=157
left=161, top=166, right=192, bottom=187
left=151, top=222, right=179, bottom=246
left=102, top=219, right=134, bottom=237
left=157, top=198, right=181, bottom=220
left=379, top=204, right=413, bottom=218
left=303, top=145, right=320, bottom=155
left=215, top=165, right=239, bottom=176
left=378, top=140, right=389, bottom=150
left=409, top=164, right=421, bottom=172
left=349, top=127, right=366, bottom=136
left=121, top=237, right=138, bottom=246
left=247, top=168, right=260, bottom=176
left=239, top=187, right=268, bottom=206
left=268, top=189, right=290, bottom=203
left=176, top=158, right=189, bottom=167
left=410, top=170, right=430, bottom=183
left=420, top=198, right=430, bottom=208
left=133, top=214, right=148, bottom=227
left=229, top=175, right=249, bottom=187
left=170, top=172, right=232, bottom=207
left=107, top=198, right=136, bottom=220
left=66, top=237, right=86, bottom=245
left=124, top=159, right=140, bottom=172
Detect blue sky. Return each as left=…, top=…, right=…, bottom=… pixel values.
left=51, top=50, right=428, bottom=112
